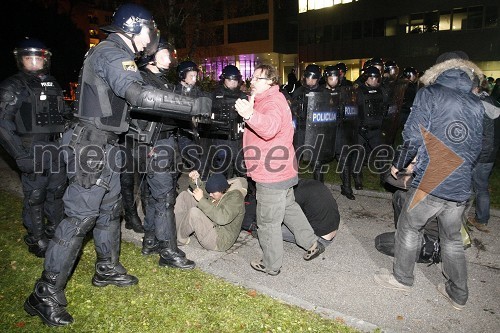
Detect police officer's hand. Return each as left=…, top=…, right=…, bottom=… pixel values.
left=390, top=165, right=399, bottom=179
left=192, top=97, right=212, bottom=117
left=16, top=157, right=36, bottom=174
left=192, top=187, right=204, bottom=202
left=235, top=94, right=255, bottom=120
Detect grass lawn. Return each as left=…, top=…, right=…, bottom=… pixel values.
left=0, top=191, right=359, bottom=333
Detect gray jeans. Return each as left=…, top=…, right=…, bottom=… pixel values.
left=255, top=183, right=317, bottom=272
left=394, top=187, right=468, bottom=305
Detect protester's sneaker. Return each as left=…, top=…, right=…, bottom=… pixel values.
left=374, top=268, right=412, bottom=292
left=467, top=217, right=489, bottom=233
left=437, top=283, right=465, bottom=310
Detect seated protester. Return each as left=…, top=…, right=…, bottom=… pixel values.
left=174, top=171, right=247, bottom=251
left=282, top=179, right=340, bottom=247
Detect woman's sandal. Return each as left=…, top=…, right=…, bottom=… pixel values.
left=303, top=241, right=325, bottom=261
left=250, top=259, right=280, bottom=276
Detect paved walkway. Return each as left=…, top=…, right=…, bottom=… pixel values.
left=1, top=155, right=498, bottom=332
left=121, top=175, right=500, bottom=333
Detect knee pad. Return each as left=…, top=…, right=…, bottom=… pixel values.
left=72, top=216, right=97, bottom=237
left=28, top=188, right=47, bottom=206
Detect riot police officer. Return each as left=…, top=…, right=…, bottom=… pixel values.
left=398, top=67, right=419, bottom=127
left=336, top=62, right=353, bottom=87
left=354, top=66, right=386, bottom=189
left=205, top=65, right=247, bottom=178
left=0, top=38, right=68, bottom=257
left=383, top=60, right=399, bottom=83
left=126, top=40, right=196, bottom=268
left=322, top=65, right=358, bottom=198
left=292, top=64, right=322, bottom=99
left=291, top=64, right=322, bottom=154
left=24, top=3, right=211, bottom=326
left=380, top=59, right=401, bottom=146
left=175, top=60, right=208, bottom=176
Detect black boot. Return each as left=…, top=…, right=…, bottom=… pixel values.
left=353, top=171, right=363, bottom=190
left=142, top=230, right=159, bottom=255
left=156, top=192, right=195, bottom=269
left=92, top=257, right=139, bottom=287
left=340, top=163, right=355, bottom=200
left=159, top=241, right=195, bottom=269
left=24, top=204, right=49, bottom=257
left=120, top=172, right=144, bottom=233
left=312, top=161, right=325, bottom=183
left=24, top=271, right=73, bottom=327
left=24, top=235, right=49, bottom=258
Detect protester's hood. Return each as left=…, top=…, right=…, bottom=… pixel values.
left=420, top=58, right=483, bottom=87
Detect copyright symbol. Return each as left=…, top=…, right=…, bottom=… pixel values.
left=446, top=121, right=468, bottom=144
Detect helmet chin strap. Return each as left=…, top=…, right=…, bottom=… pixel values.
left=120, top=32, right=141, bottom=56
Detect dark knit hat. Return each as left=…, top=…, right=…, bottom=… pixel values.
left=205, top=173, right=229, bottom=193
left=435, top=50, right=469, bottom=64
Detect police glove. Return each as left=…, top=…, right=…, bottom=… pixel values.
left=192, top=97, right=212, bottom=117
left=16, top=157, right=37, bottom=174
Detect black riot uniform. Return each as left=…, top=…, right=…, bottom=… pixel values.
left=398, top=67, right=419, bottom=128
left=24, top=4, right=212, bottom=327
left=0, top=38, right=68, bottom=258
left=354, top=66, right=386, bottom=188
left=174, top=61, right=210, bottom=177
left=126, top=44, right=195, bottom=268
left=380, top=60, right=401, bottom=146
left=202, top=65, right=247, bottom=178
left=322, top=66, right=359, bottom=198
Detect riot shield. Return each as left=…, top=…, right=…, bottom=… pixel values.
left=381, top=80, right=407, bottom=146
left=300, top=91, right=338, bottom=162
left=336, top=86, right=359, bottom=156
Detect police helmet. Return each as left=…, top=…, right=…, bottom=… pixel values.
left=336, top=62, right=348, bottom=73
left=323, top=65, right=340, bottom=77
left=364, top=66, right=381, bottom=78
left=177, top=60, right=199, bottom=80
left=384, top=60, right=398, bottom=72
left=362, top=59, right=372, bottom=70
left=13, top=37, right=51, bottom=75
left=100, top=3, right=159, bottom=56
left=402, top=67, right=418, bottom=79
left=303, top=64, right=321, bottom=79
left=369, top=57, right=384, bottom=68
left=219, top=65, right=242, bottom=81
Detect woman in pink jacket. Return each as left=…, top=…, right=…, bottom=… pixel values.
left=235, top=64, right=324, bottom=275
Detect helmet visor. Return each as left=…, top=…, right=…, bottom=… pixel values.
left=142, top=21, right=160, bottom=56
left=14, top=48, right=51, bottom=75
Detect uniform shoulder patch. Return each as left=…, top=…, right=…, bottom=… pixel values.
left=122, top=61, right=138, bottom=72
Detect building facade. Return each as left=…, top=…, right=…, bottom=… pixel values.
left=298, top=0, right=500, bottom=80
left=175, top=0, right=299, bottom=84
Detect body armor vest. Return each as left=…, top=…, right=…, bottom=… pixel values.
left=75, top=41, right=130, bottom=133
left=358, top=86, right=384, bottom=128
left=15, top=76, right=66, bottom=134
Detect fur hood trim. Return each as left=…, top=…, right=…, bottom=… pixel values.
left=420, top=58, right=483, bottom=86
